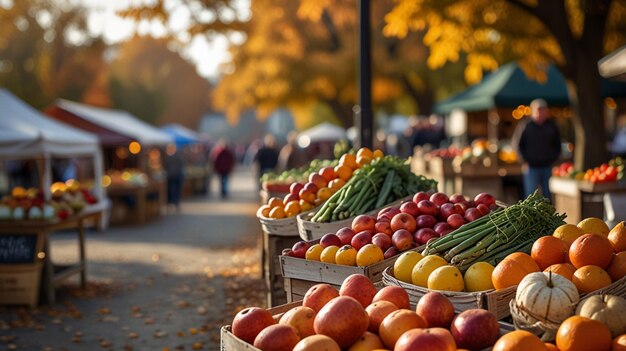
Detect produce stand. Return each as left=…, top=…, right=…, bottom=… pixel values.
left=182, top=166, right=209, bottom=197
left=549, top=176, right=626, bottom=224
left=106, top=179, right=166, bottom=225
left=0, top=203, right=107, bottom=306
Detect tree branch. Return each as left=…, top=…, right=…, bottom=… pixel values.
left=321, top=9, right=341, bottom=52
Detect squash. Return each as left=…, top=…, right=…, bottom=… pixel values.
left=576, top=294, right=626, bottom=337
left=512, top=271, right=579, bottom=326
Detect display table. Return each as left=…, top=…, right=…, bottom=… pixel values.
left=182, top=172, right=209, bottom=197
left=549, top=177, right=626, bottom=224
left=106, top=180, right=166, bottom=224
left=0, top=204, right=106, bottom=306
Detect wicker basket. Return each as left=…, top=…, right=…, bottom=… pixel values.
left=256, top=207, right=299, bottom=237
left=382, top=266, right=516, bottom=320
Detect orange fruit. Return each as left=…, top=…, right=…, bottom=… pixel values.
left=335, top=245, right=357, bottom=266
left=556, top=315, right=612, bottom=351
left=372, top=149, right=384, bottom=159
left=328, top=178, right=346, bottom=193
left=268, top=197, right=284, bottom=209
left=309, top=173, right=328, bottom=189
left=553, top=224, right=585, bottom=246
left=531, top=236, right=569, bottom=270
left=305, top=244, right=324, bottom=261
left=269, top=206, right=286, bottom=219
left=492, top=330, right=548, bottom=351
left=299, top=190, right=316, bottom=204
left=507, top=252, right=541, bottom=272
left=299, top=199, right=314, bottom=212
left=320, top=246, right=340, bottom=264
left=334, top=164, right=353, bottom=182
left=356, top=244, right=384, bottom=267
left=339, top=153, right=358, bottom=170
left=613, top=334, right=626, bottom=351
left=259, top=204, right=271, bottom=218
left=572, top=265, right=612, bottom=294
left=491, top=252, right=540, bottom=290
left=569, top=233, right=614, bottom=269
left=544, top=343, right=559, bottom=351
left=577, top=217, right=610, bottom=237
left=608, top=221, right=626, bottom=252
left=356, top=155, right=372, bottom=168
left=317, top=187, right=333, bottom=202
left=319, top=167, right=337, bottom=182
left=284, top=201, right=301, bottom=217
left=607, top=251, right=626, bottom=281
left=356, top=147, right=373, bottom=160
left=544, top=263, right=576, bottom=282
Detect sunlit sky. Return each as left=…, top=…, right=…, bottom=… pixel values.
left=78, top=0, right=250, bottom=81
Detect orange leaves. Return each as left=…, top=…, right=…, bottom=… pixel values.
left=297, top=0, right=331, bottom=21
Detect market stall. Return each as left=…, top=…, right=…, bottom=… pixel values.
left=0, top=89, right=107, bottom=306
left=46, top=100, right=173, bottom=225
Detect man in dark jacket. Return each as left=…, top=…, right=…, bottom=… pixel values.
left=512, top=98, right=562, bottom=200
left=211, top=138, right=235, bottom=198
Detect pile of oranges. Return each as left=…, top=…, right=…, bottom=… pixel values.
left=491, top=217, right=626, bottom=294
left=258, top=148, right=384, bottom=220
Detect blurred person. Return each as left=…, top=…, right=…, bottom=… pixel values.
left=254, top=134, right=279, bottom=186
left=277, top=131, right=308, bottom=172
left=164, top=144, right=185, bottom=210
left=512, top=98, right=561, bottom=200
left=211, top=138, right=236, bottom=198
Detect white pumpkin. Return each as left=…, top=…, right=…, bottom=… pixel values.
left=513, top=271, right=579, bottom=326
left=576, top=294, right=626, bottom=337
left=0, top=205, right=10, bottom=220
left=12, top=207, right=24, bottom=220
left=43, top=204, right=55, bottom=219
left=28, top=206, right=42, bottom=220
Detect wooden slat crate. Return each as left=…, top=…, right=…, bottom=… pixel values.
left=382, top=266, right=517, bottom=320
left=262, top=233, right=301, bottom=307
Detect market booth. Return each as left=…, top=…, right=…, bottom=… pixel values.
left=46, top=100, right=173, bottom=225
left=0, top=89, right=108, bottom=306
left=160, top=123, right=210, bottom=197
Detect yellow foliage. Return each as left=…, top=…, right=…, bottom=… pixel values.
left=297, top=0, right=331, bottom=21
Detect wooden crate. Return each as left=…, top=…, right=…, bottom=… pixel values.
left=262, top=233, right=301, bottom=307
left=0, top=264, right=43, bottom=307
left=382, top=267, right=516, bottom=320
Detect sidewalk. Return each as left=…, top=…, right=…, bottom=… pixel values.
left=0, top=166, right=267, bottom=351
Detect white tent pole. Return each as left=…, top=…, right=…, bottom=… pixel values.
left=93, top=148, right=105, bottom=201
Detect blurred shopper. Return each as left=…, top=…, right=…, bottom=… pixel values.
left=211, top=138, right=236, bottom=198
left=277, top=131, right=308, bottom=172
left=164, top=144, right=185, bottom=210
left=254, top=134, right=279, bottom=186
left=512, top=98, right=561, bottom=200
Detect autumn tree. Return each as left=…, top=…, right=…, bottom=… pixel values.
left=383, top=0, right=626, bottom=169
left=106, top=36, right=212, bottom=127
left=0, top=0, right=106, bottom=108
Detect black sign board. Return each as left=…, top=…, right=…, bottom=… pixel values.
left=0, top=235, right=38, bottom=264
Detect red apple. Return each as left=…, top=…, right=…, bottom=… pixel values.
left=449, top=193, right=467, bottom=204
left=303, top=283, right=340, bottom=312
left=415, top=292, right=455, bottom=328
left=474, top=192, right=495, bottom=207
left=439, top=203, right=456, bottom=220
left=282, top=248, right=295, bottom=257
left=372, top=285, right=410, bottom=309
left=377, top=206, right=401, bottom=221
left=351, top=230, right=373, bottom=251
left=464, top=207, right=482, bottom=222
left=284, top=193, right=299, bottom=204
left=290, top=182, right=304, bottom=195
left=374, top=219, right=393, bottom=236
left=433, top=222, right=452, bottom=236
left=414, top=228, right=439, bottom=245
left=384, top=246, right=400, bottom=259
left=352, top=215, right=376, bottom=233
left=400, top=201, right=420, bottom=217
left=339, top=274, right=377, bottom=308
left=336, top=227, right=356, bottom=245
left=372, top=233, right=393, bottom=251
left=303, top=182, right=319, bottom=195
left=390, top=213, right=417, bottom=233
left=430, top=192, right=450, bottom=207
left=309, top=173, right=328, bottom=189
left=314, top=296, right=369, bottom=348
left=292, top=241, right=312, bottom=259
left=450, top=309, right=500, bottom=351
left=447, top=213, right=466, bottom=229
left=476, top=203, right=490, bottom=216
left=392, top=229, right=414, bottom=251
left=454, top=202, right=468, bottom=214
left=232, top=307, right=276, bottom=344
left=394, top=328, right=456, bottom=351
left=254, top=324, right=301, bottom=351
left=320, top=233, right=342, bottom=248
left=416, top=214, right=437, bottom=229
left=412, top=192, right=430, bottom=204
left=365, top=301, right=398, bottom=333
left=417, top=200, right=438, bottom=217
left=279, top=306, right=316, bottom=338
left=379, top=309, right=428, bottom=349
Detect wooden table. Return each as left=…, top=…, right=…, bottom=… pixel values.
left=106, top=180, right=166, bottom=224
left=0, top=204, right=105, bottom=305
left=550, top=177, right=626, bottom=224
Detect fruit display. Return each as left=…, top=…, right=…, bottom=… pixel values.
left=311, top=156, right=437, bottom=223
left=423, top=191, right=566, bottom=273
left=226, top=273, right=506, bottom=351
left=552, top=157, right=625, bottom=183
left=260, top=159, right=338, bottom=192
left=258, top=148, right=385, bottom=220
left=0, top=181, right=96, bottom=221
left=104, top=168, right=149, bottom=187
left=284, top=191, right=496, bottom=267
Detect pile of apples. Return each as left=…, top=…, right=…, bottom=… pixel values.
left=283, top=191, right=496, bottom=266
left=230, top=273, right=504, bottom=351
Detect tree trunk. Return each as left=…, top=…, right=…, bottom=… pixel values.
left=325, top=99, right=355, bottom=129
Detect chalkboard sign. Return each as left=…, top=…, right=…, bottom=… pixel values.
left=0, top=235, right=38, bottom=264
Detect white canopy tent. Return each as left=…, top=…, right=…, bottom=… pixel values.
left=55, top=99, right=173, bottom=147
left=0, top=89, right=104, bottom=201
left=297, top=122, right=347, bottom=147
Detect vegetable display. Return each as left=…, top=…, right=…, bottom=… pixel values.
left=311, top=156, right=438, bottom=223
left=422, top=191, right=566, bottom=272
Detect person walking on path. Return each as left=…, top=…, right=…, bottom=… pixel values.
left=277, top=131, right=308, bottom=172
left=211, top=138, right=236, bottom=198
left=512, top=98, right=562, bottom=200
left=254, top=134, right=279, bottom=186
left=164, top=144, right=185, bottom=210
